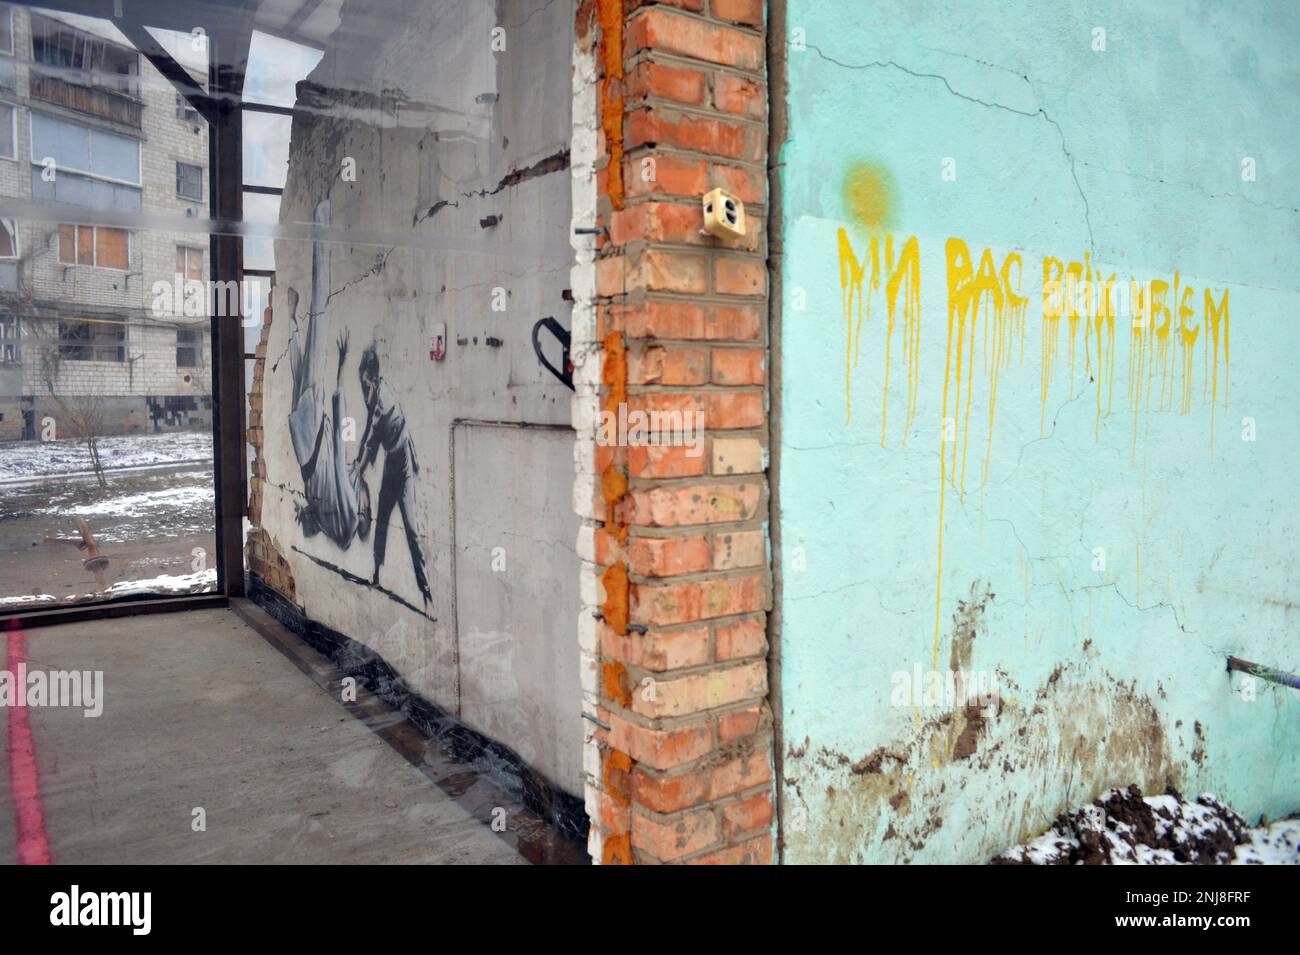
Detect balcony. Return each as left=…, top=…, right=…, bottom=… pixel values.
left=30, top=71, right=143, bottom=129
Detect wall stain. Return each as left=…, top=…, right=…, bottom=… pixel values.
left=784, top=581, right=1178, bottom=863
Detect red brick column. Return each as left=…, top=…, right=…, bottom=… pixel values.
left=577, top=0, right=773, bottom=864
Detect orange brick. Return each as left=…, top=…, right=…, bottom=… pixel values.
left=596, top=255, right=630, bottom=297
left=623, top=390, right=762, bottom=428
left=717, top=704, right=762, bottom=741
left=627, top=343, right=708, bottom=385
left=624, top=152, right=709, bottom=199
left=599, top=250, right=709, bottom=295
left=618, top=300, right=761, bottom=341
left=715, top=615, right=766, bottom=659
left=706, top=391, right=764, bottom=428
left=688, top=833, right=772, bottom=864
left=631, top=572, right=767, bottom=625
left=627, top=534, right=710, bottom=577
left=714, top=256, right=766, bottom=296
left=594, top=790, right=632, bottom=835
left=626, top=443, right=709, bottom=478
left=611, top=200, right=760, bottom=252
left=622, top=481, right=761, bottom=527
left=710, top=0, right=764, bottom=27
left=632, top=806, right=719, bottom=861
left=633, top=748, right=771, bottom=812
left=611, top=201, right=702, bottom=246
left=626, top=59, right=706, bottom=106
left=710, top=304, right=762, bottom=340
left=722, top=792, right=772, bottom=840
left=711, top=346, right=765, bottom=384
left=619, top=299, right=707, bottom=339
left=710, top=163, right=765, bottom=204
left=711, top=529, right=765, bottom=570
left=714, top=72, right=765, bottom=117
left=593, top=525, right=624, bottom=565
left=641, top=249, right=709, bottom=293
left=631, top=659, right=767, bottom=718
left=626, top=107, right=761, bottom=162
left=627, top=0, right=704, bottom=12
left=603, top=748, right=634, bottom=805
left=626, top=8, right=764, bottom=71
left=603, top=710, right=714, bottom=770
left=624, top=391, right=704, bottom=419
left=600, top=622, right=711, bottom=671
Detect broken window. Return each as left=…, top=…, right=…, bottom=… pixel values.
left=177, top=245, right=204, bottom=280
left=0, top=217, right=16, bottom=257
left=176, top=92, right=199, bottom=123
left=0, top=313, right=18, bottom=363
left=58, top=224, right=130, bottom=270
left=176, top=161, right=202, bottom=201
left=30, top=13, right=140, bottom=97
left=59, top=315, right=126, bottom=362
left=176, top=327, right=200, bottom=367
left=0, top=103, right=13, bottom=159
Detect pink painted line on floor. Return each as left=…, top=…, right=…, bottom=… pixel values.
left=5, top=621, right=51, bottom=865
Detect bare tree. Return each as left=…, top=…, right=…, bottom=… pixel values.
left=55, top=390, right=110, bottom=490
left=24, top=315, right=111, bottom=489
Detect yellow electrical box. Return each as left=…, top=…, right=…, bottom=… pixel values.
left=702, top=187, right=746, bottom=240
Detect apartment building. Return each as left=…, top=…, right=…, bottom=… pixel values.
left=0, top=2, right=211, bottom=440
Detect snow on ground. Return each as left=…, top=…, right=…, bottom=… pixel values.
left=0, top=568, right=217, bottom=608
left=0, top=431, right=213, bottom=483
left=995, top=785, right=1300, bottom=865
left=35, top=483, right=213, bottom=519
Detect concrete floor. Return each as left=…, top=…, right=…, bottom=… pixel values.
left=0, top=607, right=525, bottom=864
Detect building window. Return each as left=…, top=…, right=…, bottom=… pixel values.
left=59, top=316, right=125, bottom=362
left=0, top=6, right=13, bottom=57
left=176, top=327, right=200, bottom=367
left=177, top=245, right=204, bottom=280
left=58, top=224, right=129, bottom=270
left=176, top=162, right=202, bottom=201
left=0, top=218, right=16, bottom=257
left=0, top=102, right=13, bottom=159
left=30, top=13, right=140, bottom=97
left=31, top=112, right=141, bottom=184
left=0, top=313, right=18, bottom=363
left=176, top=93, right=199, bottom=123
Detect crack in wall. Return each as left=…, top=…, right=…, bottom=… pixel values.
left=413, top=149, right=572, bottom=226
left=803, top=43, right=1097, bottom=255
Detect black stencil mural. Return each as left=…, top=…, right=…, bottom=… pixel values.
left=286, top=199, right=432, bottom=609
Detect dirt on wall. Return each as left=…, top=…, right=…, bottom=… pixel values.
left=781, top=581, right=1182, bottom=864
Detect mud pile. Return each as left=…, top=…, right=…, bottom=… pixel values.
left=995, top=784, right=1299, bottom=864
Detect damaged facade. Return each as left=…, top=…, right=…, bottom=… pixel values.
left=0, top=5, right=213, bottom=441
left=234, top=0, right=1297, bottom=864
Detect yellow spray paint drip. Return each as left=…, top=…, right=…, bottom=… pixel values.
left=1205, top=288, right=1230, bottom=453
left=837, top=228, right=877, bottom=424
left=1040, top=257, right=1065, bottom=436
left=883, top=234, right=921, bottom=447
left=1089, top=267, right=1118, bottom=442
left=1127, top=278, right=1151, bottom=461
left=830, top=227, right=1234, bottom=679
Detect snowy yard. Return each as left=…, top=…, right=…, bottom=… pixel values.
left=0, top=568, right=218, bottom=608
left=0, top=431, right=213, bottom=483
left=0, top=432, right=219, bottom=608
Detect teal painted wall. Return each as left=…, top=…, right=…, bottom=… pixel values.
left=776, top=0, right=1299, bottom=863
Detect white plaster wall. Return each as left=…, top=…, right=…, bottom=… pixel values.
left=258, top=0, right=581, bottom=793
